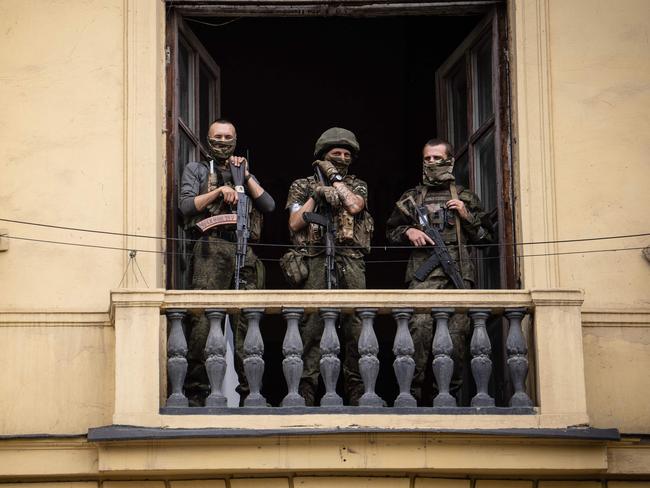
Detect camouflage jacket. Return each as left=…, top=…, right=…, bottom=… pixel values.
left=285, top=174, right=374, bottom=258
left=179, top=161, right=272, bottom=241
left=385, top=184, right=492, bottom=284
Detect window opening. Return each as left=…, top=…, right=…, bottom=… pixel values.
left=166, top=6, right=515, bottom=407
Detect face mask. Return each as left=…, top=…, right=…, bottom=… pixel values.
left=325, top=154, right=352, bottom=176
left=423, top=157, right=455, bottom=186
left=207, top=138, right=236, bottom=161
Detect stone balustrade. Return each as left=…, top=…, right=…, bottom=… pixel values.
left=109, top=289, right=589, bottom=427
left=159, top=290, right=541, bottom=412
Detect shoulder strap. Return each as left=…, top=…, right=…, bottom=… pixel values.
left=416, top=185, right=428, bottom=207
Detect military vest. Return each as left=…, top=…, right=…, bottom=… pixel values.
left=406, top=184, right=475, bottom=283
left=414, top=185, right=458, bottom=245
left=292, top=175, right=374, bottom=256
left=186, top=162, right=263, bottom=241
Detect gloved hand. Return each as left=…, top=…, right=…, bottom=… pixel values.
left=314, top=185, right=341, bottom=208
left=313, top=159, right=340, bottom=182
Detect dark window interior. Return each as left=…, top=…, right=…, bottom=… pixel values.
left=187, top=15, right=481, bottom=291
left=170, top=13, right=515, bottom=407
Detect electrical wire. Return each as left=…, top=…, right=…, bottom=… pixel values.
left=1, top=217, right=648, bottom=251
left=3, top=235, right=646, bottom=264
left=185, top=17, right=242, bottom=28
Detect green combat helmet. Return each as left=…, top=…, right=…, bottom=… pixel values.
left=313, top=127, right=360, bottom=158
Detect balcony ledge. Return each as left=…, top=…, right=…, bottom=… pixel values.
left=88, top=424, right=619, bottom=442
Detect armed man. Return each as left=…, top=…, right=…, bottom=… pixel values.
left=179, top=118, right=275, bottom=406
left=283, top=127, right=374, bottom=406
left=386, top=138, right=492, bottom=405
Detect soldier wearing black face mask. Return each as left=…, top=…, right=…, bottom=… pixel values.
left=283, top=127, right=375, bottom=406
left=386, top=138, right=493, bottom=406
left=178, top=118, right=275, bottom=406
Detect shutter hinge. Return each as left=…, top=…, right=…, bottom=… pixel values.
left=165, top=46, right=171, bottom=65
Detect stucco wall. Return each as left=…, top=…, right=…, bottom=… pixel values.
left=0, top=0, right=165, bottom=311
left=0, top=0, right=649, bottom=445
left=0, top=0, right=126, bottom=311
left=583, top=322, right=650, bottom=433
left=0, top=316, right=114, bottom=435
left=544, top=0, right=650, bottom=434
left=536, top=0, right=649, bottom=309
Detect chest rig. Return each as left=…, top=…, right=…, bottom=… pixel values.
left=416, top=186, right=457, bottom=243
left=193, top=161, right=262, bottom=241
left=300, top=176, right=372, bottom=255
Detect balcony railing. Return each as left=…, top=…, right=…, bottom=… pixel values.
left=163, top=305, right=532, bottom=412
left=110, top=289, right=589, bottom=430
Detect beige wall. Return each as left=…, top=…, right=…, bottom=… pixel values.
left=583, top=322, right=650, bottom=433
left=543, top=0, right=650, bottom=434
left=0, top=314, right=114, bottom=435
left=510, top=0, right=650, bottom=436
left=0, top=0, right=126, bottom=310
left=514, top=0, right=650, bottom=308
left=549, top=0, right=650, bottom=309
left=0, top=0, right=165, bottom=312
left=0, top=0, right=649, bottom=476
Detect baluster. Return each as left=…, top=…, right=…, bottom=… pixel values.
left=166, top=309, right=188, bottom=407
left=281, top=308, right=305, bottom=407
left=356, top=308, right=384, bottom=407
left=469, top=309, right=495, bottom=407
left=505, top=308, right=533, bottom=407
left=242, top=308, right=267, bottom=407
left=204, top=309, right=227, bottom=407
left=392, top=308, right=417, bottom=408
left=431, top=308, right=456, bottom=407
left=319, top=308, right=343, bottom=407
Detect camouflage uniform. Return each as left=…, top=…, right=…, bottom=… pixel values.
left=386, top=183, right=491, bottom=405
left=285, top=175, right=373, bottom=406
left=179, top=160, right=271, bottom=406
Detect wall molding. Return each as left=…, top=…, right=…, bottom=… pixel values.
left=582, top=308, right=650, bottom=328
left=123, top=0, right=166, bottom=289
left=510, top=0, right=560, bottom=289
left=0, top=311, right=111, bottom=328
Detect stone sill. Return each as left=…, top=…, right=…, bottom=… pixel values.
left=160, top=406, right=537, bottom=415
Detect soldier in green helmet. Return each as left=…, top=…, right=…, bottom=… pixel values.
left=283, top=127, right=374, bottom=406
left=386, top=138, right=493, bottom=405
left=179, top=118, right=276, bottom=406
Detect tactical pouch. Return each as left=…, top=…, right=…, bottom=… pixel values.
left=354, top=210, right=374, bottom=254
left=335, top=209, right=355, bottom=243
left=280, top=249, right=309, bottom=288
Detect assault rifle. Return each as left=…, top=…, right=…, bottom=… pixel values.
left=407, top=197, right=466, bottom=289
left=302, top=166, right=338, bottom=289
left=231, top=162, right=249, bottom=290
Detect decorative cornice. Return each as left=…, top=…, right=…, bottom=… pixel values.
left=582, top=308, right=650, bottom=327
left=530, top=289, right=585, bottom=306
left=0, top=311, right=111, bottom=328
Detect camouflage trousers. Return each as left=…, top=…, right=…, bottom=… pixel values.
left=408, top=275, right=472, bottom=406
left=185, top=235, right=264, bottom=406
left=299, top=253, right=366, bottom=406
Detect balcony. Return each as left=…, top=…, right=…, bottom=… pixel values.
left=106, top=288, right=589, bottom=432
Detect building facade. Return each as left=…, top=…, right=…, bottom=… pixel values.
left=1, top=0, right=649, bottom=486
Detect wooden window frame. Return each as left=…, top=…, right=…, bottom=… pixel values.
left=435, top=6, right=517, bottom=289
left=166, top=12, right=221, bottom=289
